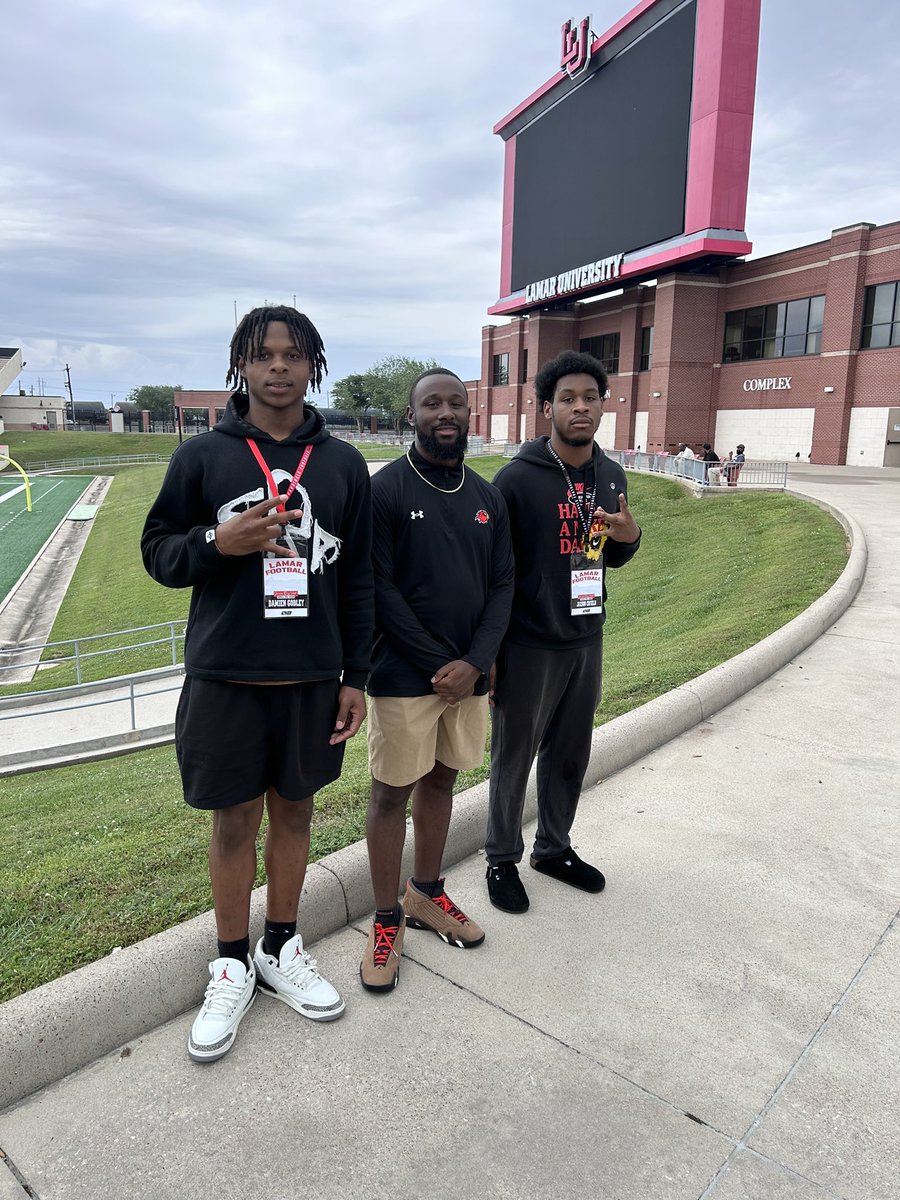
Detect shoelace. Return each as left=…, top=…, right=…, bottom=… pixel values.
left=372, top=922, right=400, bottom=968
left=202, top=974, right=246, bottom=1016
left=280, top=948, right=322, bottom=988
left=433, top=892, right=468, bottom=925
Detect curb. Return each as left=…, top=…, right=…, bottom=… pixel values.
left=0, top=500, right=865, bottom=1113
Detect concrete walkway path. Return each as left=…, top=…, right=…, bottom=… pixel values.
left=0, top=465, right=897, bottom=1200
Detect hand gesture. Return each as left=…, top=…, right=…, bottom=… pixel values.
left=214, top=495, right=299, bottom=558
left=593, top=494, right=640, bottom=544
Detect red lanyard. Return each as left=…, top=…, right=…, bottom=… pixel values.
left=246, top=439, right=312, bottom=512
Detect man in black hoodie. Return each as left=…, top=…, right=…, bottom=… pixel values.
left=485, top=350, right=641, bottom=913
left=142, top=306, right=373, bottom=1061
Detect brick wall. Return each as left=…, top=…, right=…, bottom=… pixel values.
left=468, top=219, right=900, bottom=463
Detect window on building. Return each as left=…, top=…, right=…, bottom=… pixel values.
left=521, top=348, right=528, bottom=382
left=640, top=326, right=653, bottom=372
left=723, top=295, right=825, bottom=362
left=579, top=333, right=620, bottom=374
left=491, top=352, right=510, bottom=386
left=861, top=281, right=900, bottom=348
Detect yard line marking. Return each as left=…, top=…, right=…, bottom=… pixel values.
left=0, top=483, right=27, bottom=506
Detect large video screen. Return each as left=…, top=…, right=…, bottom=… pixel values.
left=509, top=0, right=695, bottom=292
left=490, top=0, right=759, bottom=315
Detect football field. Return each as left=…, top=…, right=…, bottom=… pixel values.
left=0, top=475, right=95, bottom=604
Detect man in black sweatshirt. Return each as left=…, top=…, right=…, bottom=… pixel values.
left=142, top=306, right=373, bottom=1061
left=485, top=350, right=641, bottom=914
left=360, top=369, right=514, bottom=993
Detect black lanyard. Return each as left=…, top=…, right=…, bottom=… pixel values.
left=546, top=443, right=595, bottom=546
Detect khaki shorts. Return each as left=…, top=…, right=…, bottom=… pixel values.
left=367, top=693, right=489, bottom=787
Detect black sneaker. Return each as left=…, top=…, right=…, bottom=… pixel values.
left=486, top=861, right=530, bottom=913
left=529, top=849, right=605, bottom=893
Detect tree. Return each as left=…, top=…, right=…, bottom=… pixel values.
left=366, top=355, right=440, bottom=434
left=330, top=373, right=376, bottom=435
left=124, top=384, right=183, bottom=419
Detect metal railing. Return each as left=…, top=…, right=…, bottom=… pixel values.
left=0, top=621, right=187, bottom=685
left=19, top=453, right=171, bottom=474
left=612, top=451, right=788, bottom=488
left=0, top=669, right=185, bottom=762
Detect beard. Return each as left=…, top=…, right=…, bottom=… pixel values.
left=554, top=426, right=595, bottom=448
left=416, top=425, right=469, bottom=461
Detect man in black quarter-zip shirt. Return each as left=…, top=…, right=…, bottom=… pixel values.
left=484, top=350, right=641, bottom=915
left=360, top=369, right=514, bottom=993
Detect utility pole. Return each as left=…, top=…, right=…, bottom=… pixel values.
left=64, top=364, right=75, bottom=426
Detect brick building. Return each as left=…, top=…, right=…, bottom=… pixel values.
left=468, top=220, right=900, bottom=467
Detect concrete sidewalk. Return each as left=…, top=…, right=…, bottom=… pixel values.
left=1, top=465, right=897, bottom=1200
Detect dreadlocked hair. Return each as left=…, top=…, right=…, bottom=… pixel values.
left=226, top=306, right=327, bottom=394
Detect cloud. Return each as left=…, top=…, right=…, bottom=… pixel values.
left=2, top=0, right=899, bottom=399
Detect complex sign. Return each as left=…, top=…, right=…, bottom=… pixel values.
left=743, top=377, right=792, bottom=392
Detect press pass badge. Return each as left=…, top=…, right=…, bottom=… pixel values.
left=570, top=560, right=603, bottom=616
left=263, top=554, right=308, bottom=618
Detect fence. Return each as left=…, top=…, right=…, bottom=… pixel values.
left=0, top=668, right=185, bottom=771
left=612, top=451, right=788, bottom=489
left=0, top=621, right=187, bottom=686
left=16, top=453, right=172, bottom=474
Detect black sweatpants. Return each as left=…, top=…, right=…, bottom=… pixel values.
left=485, top=638, right=603, bottom=864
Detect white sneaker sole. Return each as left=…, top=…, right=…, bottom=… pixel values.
left=256, top=978, right=346, bottom=1022
left=187, top=988, right=257, bottom=1063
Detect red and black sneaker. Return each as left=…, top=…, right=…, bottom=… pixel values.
left=402, top=879, right=486, bottom=948
left=359, top=915, right=405, bottom=992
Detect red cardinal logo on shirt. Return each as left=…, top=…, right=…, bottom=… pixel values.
left=474, top=510, right=489, bottom=524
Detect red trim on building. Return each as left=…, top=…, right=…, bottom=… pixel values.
left=474, top=221, right=900, bottom=467
left=491, top=0, right=761, bottom=316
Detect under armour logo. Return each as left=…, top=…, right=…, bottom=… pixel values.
left=411, top=510, right=424, bottom=519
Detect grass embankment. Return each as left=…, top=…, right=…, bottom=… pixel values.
left=2, top=430, right=181, bottom=466
left=1, top=467, right=849, bottom=1000
left=2, top=428, right=403, bottom=470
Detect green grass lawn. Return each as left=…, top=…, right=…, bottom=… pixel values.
left=1, top=462, right=849, bottom=1001
left=2, top=428, right=404, bottom=470
left=2, top=429, right=181, bottom=467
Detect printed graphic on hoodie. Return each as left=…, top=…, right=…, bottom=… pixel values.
left=217, top=469, right=341, bottom=573
left=557, top=483, right=605, bottom=556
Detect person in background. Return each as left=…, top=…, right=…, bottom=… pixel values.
left=701, top=443, right=721, bottom=485
left=726, top=444, right=746, bottom=486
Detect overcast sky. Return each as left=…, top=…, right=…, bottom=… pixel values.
left=2, top=0, right=899, bottom=407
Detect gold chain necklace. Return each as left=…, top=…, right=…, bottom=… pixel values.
left=405, top=450, right=466, bottom=494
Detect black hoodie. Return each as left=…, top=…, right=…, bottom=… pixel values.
left=141, top=395, right=373, bottom=686
left=492, top=437, right=640, bottom=648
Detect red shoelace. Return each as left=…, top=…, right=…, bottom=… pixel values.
left=433, top=892, right=468, bottom=924
left=372, top=922, right=400, bottom=967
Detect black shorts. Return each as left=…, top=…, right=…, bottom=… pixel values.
left=175, top=677, right=345, bottom=810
